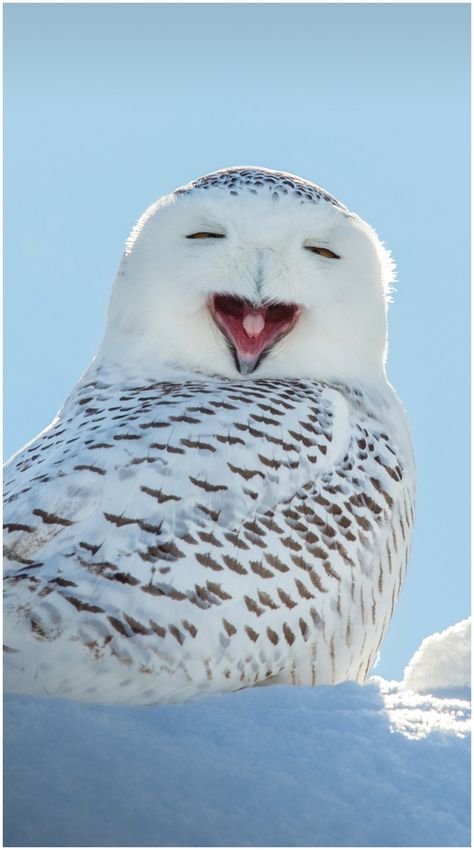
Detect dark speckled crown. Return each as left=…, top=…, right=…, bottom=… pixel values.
left=175, top=166, right=349, bottom=212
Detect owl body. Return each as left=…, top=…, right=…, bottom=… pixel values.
left=4, top=368, right=413, bottom=703
left=4, top=167, right=415, bottom=703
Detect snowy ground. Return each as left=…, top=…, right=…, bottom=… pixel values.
left=4, top=620, right=471, bottom=847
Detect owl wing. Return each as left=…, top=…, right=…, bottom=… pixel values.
left=4, top=380, right=349, bottom=576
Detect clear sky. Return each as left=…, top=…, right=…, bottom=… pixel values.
left=4, top=3, right=470, bottom=680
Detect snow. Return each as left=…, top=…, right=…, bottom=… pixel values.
left=4, top=621, right=471, bottom=848
left=402, top=617, right=471, bottom=698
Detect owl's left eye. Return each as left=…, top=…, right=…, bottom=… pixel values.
left=304, top=246, right=340, bottom=259
left=186, top=232, right=226, bottom=239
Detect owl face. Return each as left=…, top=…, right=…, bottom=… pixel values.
left=99, top=168, right=393, bottom=385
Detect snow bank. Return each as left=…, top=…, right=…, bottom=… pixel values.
left=402, top=617, right=471, bottom=698
left=4, top=623, right=471, bottom=848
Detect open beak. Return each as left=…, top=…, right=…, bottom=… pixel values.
left=209, top=294, right=302, bottom=375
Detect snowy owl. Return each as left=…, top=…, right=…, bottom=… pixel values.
left=4, top=167, right=415, bottom=704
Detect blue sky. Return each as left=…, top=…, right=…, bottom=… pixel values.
left=4, top=3, right=470, bottom=680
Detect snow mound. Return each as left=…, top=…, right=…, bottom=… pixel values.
left=402, top=618, right=471, bottom=697
left=3, top=622, right=471, bottom=848
left=374, top=677, right=470, bottom=740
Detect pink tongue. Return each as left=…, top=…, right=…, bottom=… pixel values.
left=242, top=312, right=265, bottom=338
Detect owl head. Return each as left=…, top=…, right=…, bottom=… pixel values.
left=97, top=167, right=394, bottom=386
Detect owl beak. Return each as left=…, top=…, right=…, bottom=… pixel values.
left=234, top=350, right=263, bottom=376
left=209, top=295, right=301, bottom=375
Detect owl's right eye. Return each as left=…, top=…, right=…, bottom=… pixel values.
left=186, top=232, right=226, bottom=239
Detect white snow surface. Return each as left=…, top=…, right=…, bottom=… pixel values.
left=402, top=617, right=471, bottom=697
left=4, top=621, right=471, bottom=848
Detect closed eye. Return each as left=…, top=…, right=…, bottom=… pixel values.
left=304, top=246, right=340, bottom=259
left=186, top=232, right=226, bottom=239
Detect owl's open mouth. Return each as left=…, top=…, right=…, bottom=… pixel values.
left=209, top=294, right=302, bottom=375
